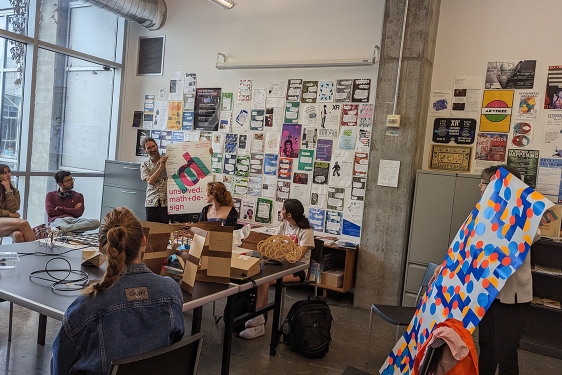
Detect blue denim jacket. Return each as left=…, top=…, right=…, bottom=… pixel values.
left=51, top=263, right=185, bottom=375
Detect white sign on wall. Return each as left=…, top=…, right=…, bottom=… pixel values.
left=166, top=141, right=213, bottom=214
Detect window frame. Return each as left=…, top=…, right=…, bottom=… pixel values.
left=0, top=0, right=126, bottom=219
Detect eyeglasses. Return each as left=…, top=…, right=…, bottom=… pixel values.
left=63, top=178, right=75, bottom=183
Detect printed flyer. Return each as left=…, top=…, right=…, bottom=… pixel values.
left=506, top=149, right=540, bottom=188
left=485, top=60, right=536, bottom=89
left=194, top=88, right=221, bottom=131
left=351, top=79, right=371, bottom=102
left=301, top=80, right=318, bottom=103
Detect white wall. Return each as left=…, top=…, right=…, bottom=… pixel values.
left=119, top=0, right=385, bottom=161
left=422, top=0, right=562, bottom=171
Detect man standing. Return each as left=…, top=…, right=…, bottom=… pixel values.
left=141, top=137, right=169, bottom=223
left=45, top=171, right=100, bottom=233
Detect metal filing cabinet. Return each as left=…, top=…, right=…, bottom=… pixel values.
left=402, top=170, right=481, bottom=306
left=101, top=160, right=146, bottom=221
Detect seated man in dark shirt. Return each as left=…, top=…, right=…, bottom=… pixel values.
left=45, top=170, right=99, bottom=233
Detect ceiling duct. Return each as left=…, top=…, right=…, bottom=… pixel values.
left=83, top=0, right=167, bottom=31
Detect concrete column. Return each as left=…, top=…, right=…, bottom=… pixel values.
left=354, top=0, right=441, bottom=308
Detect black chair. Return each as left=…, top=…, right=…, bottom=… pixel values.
left=279, top=238, right=325, bottom=324
left=365, top=262, right=439, bottom=364
left=108, top=332, right=204, bottom=375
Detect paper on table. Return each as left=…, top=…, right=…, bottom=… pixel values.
left=377, top=159, right=400, bottom=187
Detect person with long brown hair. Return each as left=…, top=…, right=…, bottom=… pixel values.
left=0, top=164, right=35, bottom=242
left=239, top=199, right=315, bottom=339
left=51, top=207, right=185, bottom=375
left=198, top=181, right=238, bottom=226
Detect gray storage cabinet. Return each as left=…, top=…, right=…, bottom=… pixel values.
left=101, top=160, right=146, bottom=221
left=402, top=170, right=481, bottom=306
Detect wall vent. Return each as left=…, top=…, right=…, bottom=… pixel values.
left=137, top=36, right=165, bottom=76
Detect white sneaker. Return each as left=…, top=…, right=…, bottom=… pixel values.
left=239, top=324, right=265, bottom=339
left=244, top=314, right=265, bottom=328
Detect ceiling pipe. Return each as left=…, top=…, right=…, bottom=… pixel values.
left=83, top=0, right=167, bottom=31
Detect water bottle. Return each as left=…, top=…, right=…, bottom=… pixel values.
left=0, top=252, right=20, bottom=269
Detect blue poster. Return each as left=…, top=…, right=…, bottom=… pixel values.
left=225, top=134, right=238, bottom=154
left=342, top=219, right=361, bottom=237
left=264, top=154, right=278, bottom=176
left=182, top=111, right=194, bottom=130
left=324, top=210, right=342, bottom=235
left=172, top=131, right=184, bottom=143
left=308, top=207, right=325, bottom=232
left=223, top=154, right=237, bottom=175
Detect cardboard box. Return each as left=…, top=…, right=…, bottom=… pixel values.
left=240, top=231, right=270, bottom=251
left=140, top=221, right=185, bottom=274
left=321, top=268, right=344, bottom=288
left=181, top=226, right=233, bottom=291
left=231, top=253, right=261, bottom=279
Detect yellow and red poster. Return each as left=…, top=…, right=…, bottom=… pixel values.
left=166, top=141, right=213, bottom=215
left=167, top=101, right=183, bottom=130
left=480, top=90, right=514, bottom=132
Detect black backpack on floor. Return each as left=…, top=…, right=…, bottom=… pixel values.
left=281, top=297, right=333, bottom=359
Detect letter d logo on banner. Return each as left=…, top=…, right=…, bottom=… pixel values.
left=172, top=151, right=210, bottom=192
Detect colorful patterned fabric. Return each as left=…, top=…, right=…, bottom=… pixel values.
left=380, top=168, right=553, bottom=375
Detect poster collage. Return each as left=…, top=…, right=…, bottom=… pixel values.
left=428, top=61, right=562, bottom=239
left=136, top=74, right=374, bottom=241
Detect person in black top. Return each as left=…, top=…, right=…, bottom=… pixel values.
left=198, top=182, right=238, bottom=227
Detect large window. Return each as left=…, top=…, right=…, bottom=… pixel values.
left=39, top=0, right=120, bottom=62
left=0, top=0, right=124, bottom=226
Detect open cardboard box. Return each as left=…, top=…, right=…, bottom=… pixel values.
left=140, top=221, right=185, bottom=274
left=179, top=225, right=234, bottom=293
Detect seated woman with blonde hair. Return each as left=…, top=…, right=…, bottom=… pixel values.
left=51, top=207, right=185, bottom=375
left=198, top=181, right=238, bottom=227
left=0, top=164, right=35, bottom=242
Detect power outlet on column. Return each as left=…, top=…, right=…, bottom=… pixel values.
left=386, top=114, right=401, bottom=127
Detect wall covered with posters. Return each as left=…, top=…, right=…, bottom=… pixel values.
left=120, top=0, right=385, bottom=241
left=423, top=0, right=562, bottom=217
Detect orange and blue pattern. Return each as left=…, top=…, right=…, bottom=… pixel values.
left=380, top=167, right=553, bottom=375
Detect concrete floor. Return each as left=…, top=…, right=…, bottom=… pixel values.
left=1, top=287, right=562, bottom=374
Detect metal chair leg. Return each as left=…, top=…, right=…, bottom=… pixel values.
left=8, top=302, right=13, bottom=342
left=279, top=287, right=286, bottom=331
left=212, top=301, right=223, bottom=324
left=366, top=305, right=374, bottom=364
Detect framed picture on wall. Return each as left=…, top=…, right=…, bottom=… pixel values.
left=429, top=144, right=472, bottom=172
